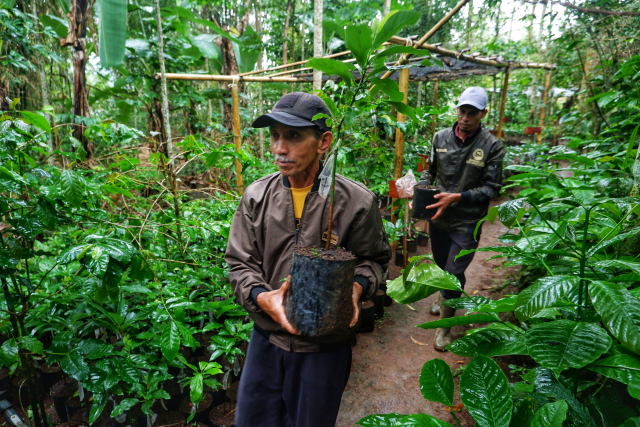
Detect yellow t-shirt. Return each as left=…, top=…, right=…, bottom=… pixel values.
left=291, top=184, right=313, bottom=229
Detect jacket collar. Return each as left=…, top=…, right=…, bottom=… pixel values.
left=280, top=160, right=324, bottom=192
left=452, top=122, right=483, bottom=145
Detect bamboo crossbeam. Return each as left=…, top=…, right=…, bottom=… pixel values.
left=388, top=36, right=556, bottom=70
left=380, top=0, right=471, bottom=80
left=158, top=73, right=310, bottom=82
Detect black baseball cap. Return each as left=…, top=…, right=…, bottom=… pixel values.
left=252, top=92, right=332, bottom=132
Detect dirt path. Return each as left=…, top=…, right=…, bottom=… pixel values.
left=336, top=194, right=519, bottom=427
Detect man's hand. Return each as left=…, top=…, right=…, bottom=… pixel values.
left=426, top=192, right=462, bottom=220
left=256, top=276, right=300, bottom=335
left=350, top=282, right=364, bottom=328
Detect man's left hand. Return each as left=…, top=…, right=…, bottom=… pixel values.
left=426, top=192, right=462, bottom=220
left=349, top=282, right=363, bottom=328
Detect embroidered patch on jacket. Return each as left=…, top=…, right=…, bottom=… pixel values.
left=322, top=232, right=339, bottom=245
left=436, top=148, right=448, bottom=153
left=473, top=148, right=484, bottom=161
left=466, top=158, right=485, bottom=167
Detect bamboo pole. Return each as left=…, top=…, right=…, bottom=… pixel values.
left=159, top=74, right=309, bottom=82
left=537, top=70, right=552, bottom=143
left=231, top=80, right=244, bottom=195
left=387, top=36, right=556, bottom=70
left=393, top=68, right=410, bottom=180
left=496, top=68, right=510, bottom=139
left=414, top=81, right=423, bottom=142
left=380, top=0, right=472, bottom=80
left=391, top=68, right=410, bottom=229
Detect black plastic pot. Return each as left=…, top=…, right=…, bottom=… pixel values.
left=374, top=290, right=385, bottom=319
left=286, top=248, right=356, bottom=337
left=412, top=185, right=441, bottom=220
left=50, top=378, right=77, bottom=422
left=383, top=214, right=391, bottom=222
left=358, top=301, right=375, bottom=333
left=65, top=396, right=83, bottom=420
left=395, top=250, right=405, bottom=267
left=417, top=232, right=430, bottom=247
left=405, top=238, right=418, bottom=253
left=210, top=389, right=226, bottom=407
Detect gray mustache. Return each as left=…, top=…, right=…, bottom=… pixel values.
left=274, top=155, right=294, bottom=163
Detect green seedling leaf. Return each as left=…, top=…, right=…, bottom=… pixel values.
left=61, top=353, right=90, bottom=382
left=20, top=111, right=51, bottom=133
left=590, top=281, right=640, bottom=354
left=524, top=320, right=611, bottom=374
left=588, top=354, right=640, bottom=400
left=373, top=10, right=421, bottom=49
left=460, top=355, right=513, bottom=427
left=161, top=321, right=181, bottom=361
left=387, top=257, right=461, bottom=304
left=60, top=170, right=84, bottom=207
left=448, top=324, right=527, bottom=357
left=111, top=398, right=139, bottom=417
left=417, top=313, right=497, bottom=330
left=419, top=359, right=454, bottom=406
left=345, top=24, right=373, bottom=69
left=306, top=58, right=355, bottom=86
left=515, top=276, right=579, bottom=321
left=530, top=400, right=568, bottom=427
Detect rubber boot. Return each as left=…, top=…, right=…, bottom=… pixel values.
left=430, top=293, right=442, bottom=316
left=434, top=305, right=456, bottom=351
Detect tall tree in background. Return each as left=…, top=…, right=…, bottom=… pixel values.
left=61, top=0, right=91, bottom=159
left=313, top=0, right=322, bottom=90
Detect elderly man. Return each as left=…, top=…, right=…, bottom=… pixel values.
left=420, top=87, right=506, bottom=351
left=226, top=92, right=391, bottom=427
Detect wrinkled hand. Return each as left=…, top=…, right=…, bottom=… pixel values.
left=426, top=192, right=462, bottom=220
left=350, top=282, right=363, bottom=328
left=256, top=276, right=300, bottom=335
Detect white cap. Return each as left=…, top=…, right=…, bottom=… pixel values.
left=456, top=87, right=488, bottom=110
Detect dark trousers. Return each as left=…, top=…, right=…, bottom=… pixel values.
left=235, top=328, right=352, bottom=427
left=430, top=223, right=480, bottom=299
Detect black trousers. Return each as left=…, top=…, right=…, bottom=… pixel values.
left=235, top=327, right=352, bottom=427
left=429, top=223, right=480, bottom=299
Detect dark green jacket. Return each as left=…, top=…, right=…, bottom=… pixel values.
left=420, top=123, right=506, bottom=233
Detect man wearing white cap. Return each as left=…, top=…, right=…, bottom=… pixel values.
left=419, top=86, right=506, bottom=350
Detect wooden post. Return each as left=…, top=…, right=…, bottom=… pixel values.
left=390, top=67, right=410, bottom=229
left=231, top=79, right=244, bottom=195
left=413, top=81, right=423, bottom=142
left=537, top=70, right=552, bottom=143
left=496, top=68, right=510, bottom=139
left=431, top=80, right=439, bottom=131
left=393, top=68, right=410, bottom=181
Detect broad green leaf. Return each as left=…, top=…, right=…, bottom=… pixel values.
left=498, top=199, right=524, bottom=228
left=307, top=58, right=355, bottom=86
left=0, top=339, right=18, bottom=367
left=190, top=34, right=219, bottom=58
left=161, top=321, right=180, bottom=361
left=417, top=313, right=497, bottom=330
left=345, top=24, right=373, bottom=69
left=370, top=77, right=404, bottom=102
left=419, top=359, right=453, bottom=406
left=357, top=413, right=454, bottom=426
left=111, top=398, right=139, bottom=417
left=524, top=320, right=611, bottom=374
left=102, top=261, right=123, bottom=301
left=373, top=10, right=421, bottom=49
left=20, top=111, right=51, bottom=133
left=61, top=353, right=90, bottom=382
left=89, top=393, right=108, bottom=424
left=18, top=336, right=44, bottom=355
left=97, top=0, right=127, bottom=67
left=530, top=400, right=568, bottom=427
left=41, top=14, right=69, bottom=38
left=35, top=199, right=57, bottom=229
left=60, top=170, right=84, bottom=207
left=447, top=324, right=527, bottom=357
left=588, top=354, right=640, bottom=399
left=190, top=373, right=204, bottom=405
left=85, top=247, right=110, bottom=277
left=386, top=260, right=461, bottom=304
left=590, top=281, right=640, bottom=354
left=515, top=276, right=579, bottom=321
left=460, top=355, right=513, bottom=427
left=389, top=101, right=416, bottom=121
left=622, top=418, right=640, bottom=427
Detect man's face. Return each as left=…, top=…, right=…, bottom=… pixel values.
left=269, top=122, right=331, bottom=177
left=456, top=105, right=487, bottom=132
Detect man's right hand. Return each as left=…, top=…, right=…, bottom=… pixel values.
left=256, top=276, right=300, bottom=335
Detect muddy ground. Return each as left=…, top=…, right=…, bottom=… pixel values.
left=336, top=194, right=519, bottom=427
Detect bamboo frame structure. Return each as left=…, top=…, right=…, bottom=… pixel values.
left=231, top=80, right=244, bottom=195
left=537, top=70, right=553, bottom=143
left=380, top=0, right=472, bottom=80
left=390, top=67, right=410, bottom=234
left=496, top=68, right=510, bottom=139
left=159, top=74, right=309, bottom=82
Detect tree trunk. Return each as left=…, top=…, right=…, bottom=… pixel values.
left=466, top=0, right=473, bottom=46
left=313, top=0, right=323, bottom=90
left=283, top=0, right=293, bottom=94
left=383, top=0, right=390, bottom=16
left=153, top=0, right=173, bottom=160
left=63, top=0, right=92, bottom=160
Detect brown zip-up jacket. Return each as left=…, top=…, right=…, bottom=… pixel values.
left=225, top=166, right=391, bottom=352
left=420, top=123, right=506, bottom=233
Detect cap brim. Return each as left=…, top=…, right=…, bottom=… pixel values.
left=456, top=101, right=487, bottom=110
left=251, top=111, right=316, bottom=129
